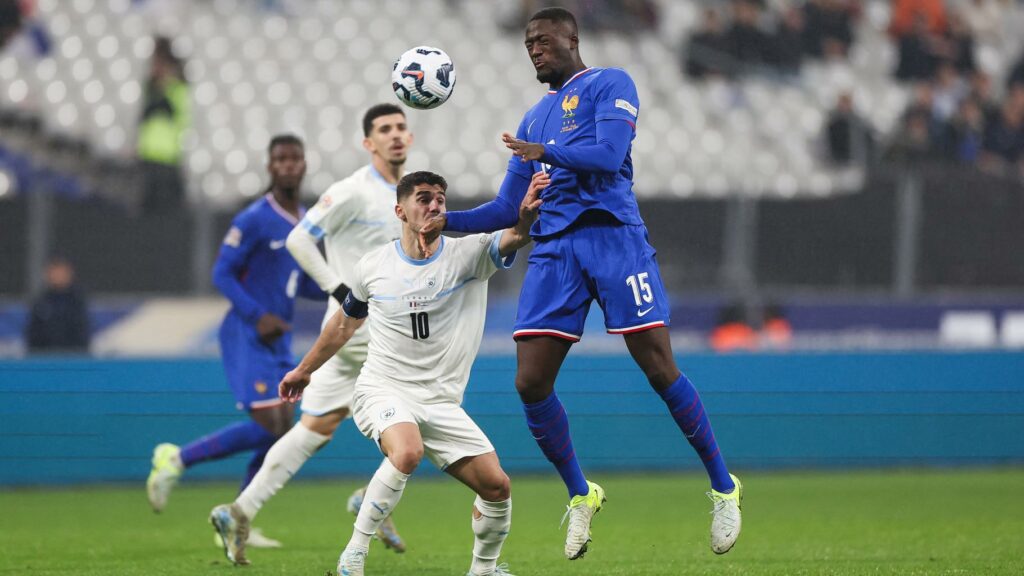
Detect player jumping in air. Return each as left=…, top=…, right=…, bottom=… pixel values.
left=209, top=104, right=412, bottom=564
left=420, top=7, right=743, bottom=559
left=147, top=135, right=325, bottom=549
left=276, top=170, right=545, bottom=576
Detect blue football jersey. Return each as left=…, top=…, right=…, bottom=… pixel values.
left=508, top=67, right=644, bottom=238
left=213, top=194, right=322, bottom=360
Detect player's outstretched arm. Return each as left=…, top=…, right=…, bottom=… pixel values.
left=422, top=170, right=531, bottom=236
left=286, top=225, right=348, bottom=304
left=499, top=171, right=548, bottom=256
left=504, top=119, right=633, bottom=174
left=279, top=307, right=365, bottom=403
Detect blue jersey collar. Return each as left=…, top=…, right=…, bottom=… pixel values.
left=395, top=237, right=444, bottom=266
left=547, top=67, right=594, bottom=94
left=368, top=164, right=398, bottom=191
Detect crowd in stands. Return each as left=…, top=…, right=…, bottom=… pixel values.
left=683, top=0, right=860, bottom=79
left=505, top=0, right=659, bottom=33
left=886, top=0, right=1024, bottom=177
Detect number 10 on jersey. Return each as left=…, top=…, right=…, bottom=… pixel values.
left=409, top=312, right=430, bottom=340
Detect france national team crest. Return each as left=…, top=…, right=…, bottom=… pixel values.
left=561, top=94, right=578, bottom=118
left=561, top=91, right=580, bottom=133
left=254, top=381, right=267, bottom=394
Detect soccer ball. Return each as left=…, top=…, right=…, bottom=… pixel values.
left=391, top=46, right=456, bottom=110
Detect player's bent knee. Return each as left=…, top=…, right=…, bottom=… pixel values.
left=478, top=471, right=511, bottom=502
left=388, top=446, right=423, bottom=475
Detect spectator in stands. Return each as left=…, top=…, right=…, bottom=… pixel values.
left=137, top=36, right=190, bottom=215
left=709, top=302, right=757, bottom=352
left=938, top=97, right=986, bottom=163
left=931, top=61, right=969, bottom=121
left=895, top=14, right=942, bottom=81
left=801, top=0, right=857, bottom=59
left=887, top=86, right=943, bottom=163
left=724, top=0, right=770, bottom=71
left=770, top=6, right=806, bottom=74
left=1007, top=51, right=1024, bottom=91
left=683, top=8, right=732, bottom=79
left=979, top=89, right=1024, bottom=174
left=25, top=256, right=90, bottom=354
left=945, top=14, right=976, bottom=74
left=0, top=0, right=22, bottom=50
left=889, top=0, right=947, bottom=37
left=957, top=0, right=1004, bottom=47
left=970, top=70, right=1001, bottom=124
left=759, top=303, right=793, bottom=349
left=826, top=91, right=875, bottom=165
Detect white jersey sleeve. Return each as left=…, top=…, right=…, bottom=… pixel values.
left=468, top=230, right=517, bottom=281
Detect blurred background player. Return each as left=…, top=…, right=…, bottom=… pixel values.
left=423, top=7, right=742, bottom=559
left=146, top=135, right=325, bottom=549
left=274, top=170, right=543, bottom=576
left=206, top=104, right=412, bottom=564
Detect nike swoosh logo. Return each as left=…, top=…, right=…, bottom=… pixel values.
left=637, top=307, right=654, bottom=317
left=269, top=239, right=286, bottom=250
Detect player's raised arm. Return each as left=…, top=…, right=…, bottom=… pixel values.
left=279, top=296, right=367, bottom=402
left=504, top=118, right=633, bottom=174
left=287, top=209, right=349, bottom=304
left=499, top=171, right=548, bottom=256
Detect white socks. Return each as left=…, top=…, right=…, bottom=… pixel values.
left=348, top=458, right=409, bottom=550
left=234, top=423, right=329, bottom=520
left=469, top=496, right=512, bottom=576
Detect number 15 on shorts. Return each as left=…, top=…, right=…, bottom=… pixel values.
left=626, top=272, right=653, bottom=306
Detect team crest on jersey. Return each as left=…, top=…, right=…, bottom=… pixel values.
left=561, top=94, right=579, bottom=118
left=224, top=226, right=242, bottom=248
left=426, top=276, right=436, bottom=288
left=380, top=407, right=395, bottom=421
left=254, top=381, right=267, bottom=394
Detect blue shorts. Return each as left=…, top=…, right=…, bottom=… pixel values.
left=219, top=316, right=292, bottom=411
left=513, top=213, right=671, bottom=342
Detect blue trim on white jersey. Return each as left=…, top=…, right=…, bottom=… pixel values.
left=300, top=218, right=326, bottom=240
left=490, top=231, right=517, bottom=269
left=368, top=164, right=398, bottom=191
left=436, top=277, right=475, bottom=298
left=394, top=237, right=445, bottom=266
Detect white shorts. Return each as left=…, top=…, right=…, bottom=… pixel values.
left=353, top=389, right=495, bottom=471
left=299, top=343, right=367, bottom=416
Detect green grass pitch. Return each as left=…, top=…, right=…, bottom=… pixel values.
left=2, top=469, right=1022, bottom=575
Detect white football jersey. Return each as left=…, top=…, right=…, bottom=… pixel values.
left=297, top=165, right=403, bottom=337
left=349, top=232, right=514, bottom=404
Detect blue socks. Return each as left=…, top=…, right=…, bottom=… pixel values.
left=179, top=420, right=277, bottom=468
left=658, top=373, right=735, bottom=493
left=239, top=446, right=271, bottom=493
left=523, top=393, right=590, bottom=498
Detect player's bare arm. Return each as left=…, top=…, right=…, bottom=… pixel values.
left=502, top=132, right=546, bottom=162
left=279, top=309, right=365, bottom=402
left=498, top=171, right=548, bottom=256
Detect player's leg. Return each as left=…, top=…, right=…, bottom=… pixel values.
left=339, top=394, right=422, bottom=575
left=147, top=352, right=280, bottom=513
left=422, top=403, right=512, bottom=576
left=623, top=327, right=742, bottom=553
left=512, top=236, right=603, bottom=560
left=447, top=453, right=513, bottom=576
left=589, top=221, right=741, bottom=552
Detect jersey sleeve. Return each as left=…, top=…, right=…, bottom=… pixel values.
left=343, top=253, right=371, bottom=318
left=505, top=113, right=535, bottom=179
left=470, top=232, right=517, bottom=281
left=297, top=181, right=357, bottom=241
left=211, top=211, right=265, bottom=323
left=593, top=68, right=639, bottom=127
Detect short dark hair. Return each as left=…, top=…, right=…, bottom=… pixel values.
left=268, top=134, right=303, bottom=154
left=396, top=171, right=448, bottom=202
left=363, top=103, right=405, bottom=136
left=529, top=7, right=578, bottom=34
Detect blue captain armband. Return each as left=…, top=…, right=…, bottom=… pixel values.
left=342, top=291, right=369, bottom=319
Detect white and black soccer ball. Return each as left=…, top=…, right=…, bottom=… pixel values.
left=391, top=46, right=456, bottom=110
